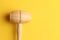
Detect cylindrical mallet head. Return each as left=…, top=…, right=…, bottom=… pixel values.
left=10, top=10, right=31, bottom=23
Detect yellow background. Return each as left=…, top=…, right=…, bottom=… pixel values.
left=0, top=0, right=60, bottom=40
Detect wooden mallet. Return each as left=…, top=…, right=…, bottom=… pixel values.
left=10, top=10, right=31, bottom=40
